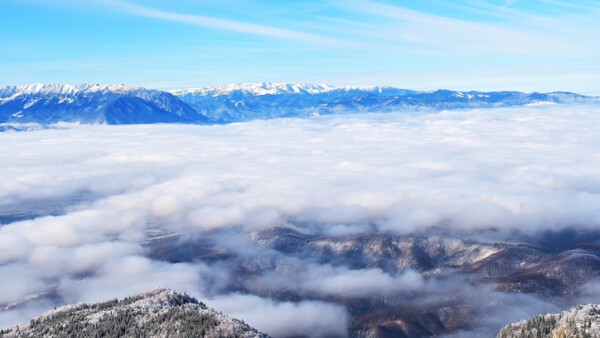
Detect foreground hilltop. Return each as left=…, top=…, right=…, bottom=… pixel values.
left=498, top=304, right=600, bottom=338
left=0, top=82, right=596, bottom=126
left=0, top=288, right=268, bottom=338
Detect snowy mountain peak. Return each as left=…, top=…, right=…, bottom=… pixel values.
left=1, top=288, right=269, bottom=338
left=498, top=304, right=600, bottom=337
left=0, top=82, right=596, bottom=127
left=0, top=83, right=145, bottom=97
left=0, top=83, right=207, bottom=125
left=171, top=82, right=344, bottom=96
left=38, top=288, right=202, bottom=318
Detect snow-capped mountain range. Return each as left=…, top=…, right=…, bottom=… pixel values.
left=0, top=84, right=205, bottom=125
left=170, top=82, right=340, bottom=96
left=0, top=83, right=596, bottom=126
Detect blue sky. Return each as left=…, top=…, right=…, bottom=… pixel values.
left=1, top=0, right=599, bottom=93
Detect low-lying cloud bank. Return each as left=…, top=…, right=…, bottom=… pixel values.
left=210, top=293, right=349, bottom=337
left=1, top=104, right=600, bottom=335
left=3, top=105, right=600, bottom=236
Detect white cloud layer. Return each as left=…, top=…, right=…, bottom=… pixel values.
left=1, top=104, right=600, bottom=334
left=246, top=264, right=424, bottom=299
left=3, top=104, right=600, bottom=235
left=209, top=293, right=349, bottom=338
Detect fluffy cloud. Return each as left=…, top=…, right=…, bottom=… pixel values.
left=209, top=293, right=349, bottom=337
left=0, top=232, right=32, bottom=263
left=3, top=105, right=600, bottom=237
left=1, top=104, right=600, bottom=334
left=246, top=264, right=424, bottom=299
left=56, top=255, right=206, bottom=304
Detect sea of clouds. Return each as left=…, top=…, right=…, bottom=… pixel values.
left=1, top=104, right=600, bottom=336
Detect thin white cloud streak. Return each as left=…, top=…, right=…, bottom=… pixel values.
left=345, top=0, right=597, bottom=57
left=101, top=0, right=350, bottom=47
left=4, top=0, right=599, bottom=91
left=502, top=0, right=517, bottom=9
left=454, top=0, right=600, bottom=39
left=444, top=0, right=555, bottom=24
left=537, top=0, right=600, bottom=12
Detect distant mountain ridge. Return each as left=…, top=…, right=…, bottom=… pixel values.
left=0, top=83, right=596, bottom=126
left=0, top=84, right=205, bottom=125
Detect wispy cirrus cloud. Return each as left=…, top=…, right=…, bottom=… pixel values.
left=2, top=0, right=600, bottom=91
left=343, top=0, right=594, bottom=57
left=100, top=0, right=351, bottom=47
left=502, top=0, right=517, bottom=9
left=537, top=0, right=600, bottom=12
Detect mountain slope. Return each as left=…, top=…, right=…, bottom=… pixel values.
left=0, top=83, right=596, bottom=126
left=0, top=288, right=268, bottom=338
left=144, top=227, right=600, bottom=337
left=498, top=304, right=600, bottom=338
left=0, top=84, right=207, bottom=125
left=171, top=83, right=595, bottom=123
